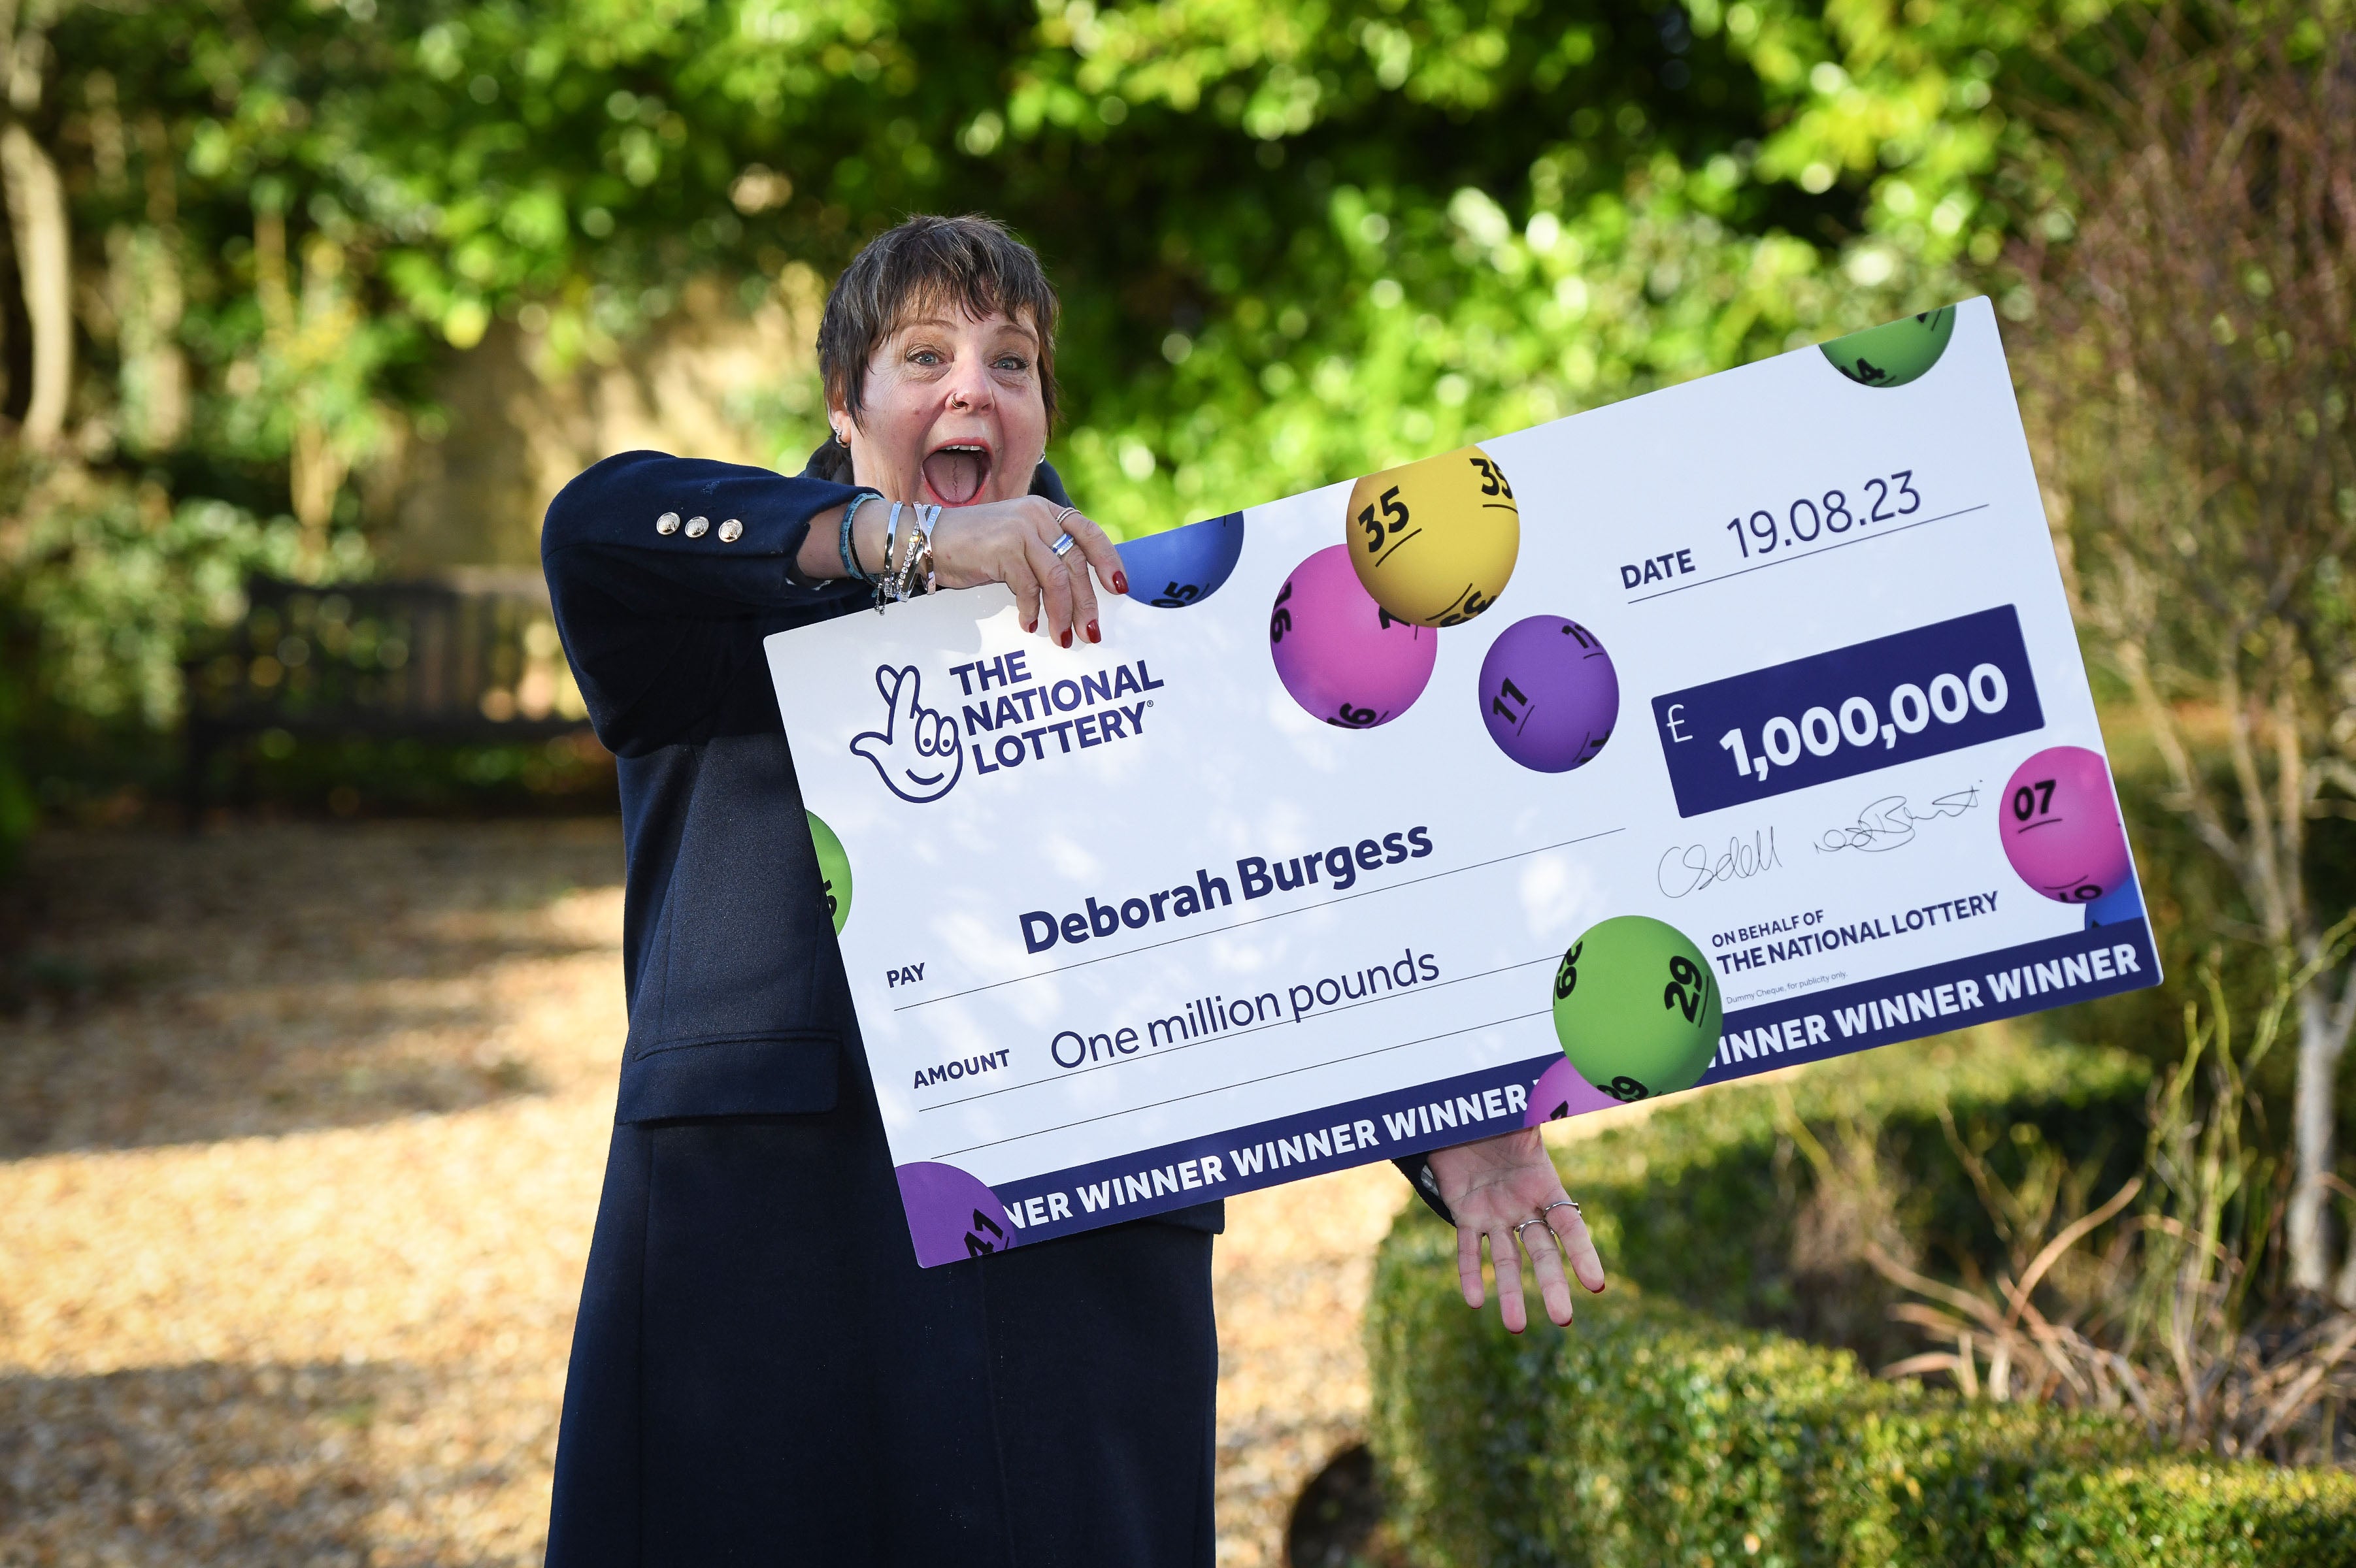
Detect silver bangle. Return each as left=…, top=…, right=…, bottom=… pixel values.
left=893, top=505, right=939, bottom=603
left=916, top=504, right=940, bottom=595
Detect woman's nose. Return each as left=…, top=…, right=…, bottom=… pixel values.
left=943, top=356, right=996, bottom=412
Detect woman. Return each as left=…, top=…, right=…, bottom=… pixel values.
left=540, top=214, right=1604, bottom=1566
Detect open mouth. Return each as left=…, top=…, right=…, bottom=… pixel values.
left=923, top=443, right=993, bottom=505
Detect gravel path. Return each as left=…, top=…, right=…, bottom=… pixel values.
left=0, top=823, right=1457, bottom=1566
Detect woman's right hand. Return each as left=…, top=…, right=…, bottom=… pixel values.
left=805, top=493, right=1128, bottom=649
left=927, top=495, right=1128, bottom=649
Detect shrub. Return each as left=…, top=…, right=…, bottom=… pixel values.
left=1368, top=1218, right=2356, bottom=1567
left=1559, top=1035, right=2149, bottom=1363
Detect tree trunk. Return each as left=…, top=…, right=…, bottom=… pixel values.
left=0, top=120, right=68, bottom=444
left=2293, top=981, right=2356, bottom=1296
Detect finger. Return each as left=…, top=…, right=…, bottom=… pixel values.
left=1490, top=1225, right=1529, bottom=1334
left=1022, top=531, right=1077, bottom=646
left=1004, top=553, right=1044, bottom=638
left=1057, top=508, right=1128, bottom=600
left=1456, top=1220, right=1485, bottom=1311
left=892, top=664, right=925, bottom=724
left=1546, top=1202, right=1608, bottom=1294
left=1031, top=508, right=1099, bottom=638
left=1521, top=1222, right=1576, bottom=1328
left=1060, top=547, right=1101, bottom=644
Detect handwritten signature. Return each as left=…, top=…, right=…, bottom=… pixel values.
left=1659, top=826, right=1783, bottom=898
left=1815, top=787, right=1980, bottom=855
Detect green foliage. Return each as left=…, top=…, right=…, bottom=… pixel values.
left=1367, top=1237, right=2356, bottom=1567
left=1557, top=1034, right=2148, bottom=1358
left=1367, top=1034, right=2356, bottom=1562
left=25, top=0, right=2139, bottom=757
left=7, top=470, right=359, bottom=729
left=21, top=0, right=2097, bottom=847
left=52, top=0, right=2088, bottom=527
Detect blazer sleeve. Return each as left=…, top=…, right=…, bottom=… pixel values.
left=540, top=450, right=874, bottom=757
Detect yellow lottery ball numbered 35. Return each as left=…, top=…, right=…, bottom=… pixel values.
left=1346, top=446, right=1520, bottom=627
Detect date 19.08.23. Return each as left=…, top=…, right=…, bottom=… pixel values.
left=1723, top=470, right=1921, bottom=560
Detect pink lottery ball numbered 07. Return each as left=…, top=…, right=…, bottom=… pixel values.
left=1999, top=744, right=2133, bottom=904
left=1269, top=544, right=1438, bottom=728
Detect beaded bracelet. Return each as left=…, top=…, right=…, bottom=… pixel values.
left=838, top=492, right=878, bottom=583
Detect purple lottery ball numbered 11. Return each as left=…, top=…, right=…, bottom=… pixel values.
left=1478, top=615, right=1619, bottom=772
left=1269, top=545, right=1438, bottom=729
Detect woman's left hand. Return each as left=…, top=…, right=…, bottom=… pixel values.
left=1426, top=1127, right=1606, bottom=1332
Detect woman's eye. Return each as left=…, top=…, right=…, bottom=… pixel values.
left=995, top=356, right=1029, bottom=372
left=909, top=350, right=942, bottom=366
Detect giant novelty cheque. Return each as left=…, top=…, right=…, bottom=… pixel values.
left=767, top=296, right=2161, bottom=1267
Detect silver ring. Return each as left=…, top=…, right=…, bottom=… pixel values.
left=1511, top=1217, right=1546, bottom=1238
left=1050, top=533, right=1077, bottom=557
left=1543, top=1199, right=1581, bottom=1218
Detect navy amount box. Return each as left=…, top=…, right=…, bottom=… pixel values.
left=1649, top=605, right=2044, bottom=818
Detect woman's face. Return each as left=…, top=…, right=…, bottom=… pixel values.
left=833, top=305, right=1049, bottom=508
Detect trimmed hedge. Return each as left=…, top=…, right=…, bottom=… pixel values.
left=1367, top=1227, right=2356, bottom=1565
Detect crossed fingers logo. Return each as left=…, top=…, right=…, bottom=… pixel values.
left=850, top=664, right=965, bottom=804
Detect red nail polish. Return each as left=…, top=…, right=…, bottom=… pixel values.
left=1025, top=619, right=1038, bottom=634
left=1086, top=621, right=1101, bottom=644
left=1112, top=571, right=1129, bottom=595
left=1060, top=629, right=1073, bottom=649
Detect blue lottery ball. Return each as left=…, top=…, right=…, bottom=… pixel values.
left=1118, top=512, right=1246, bottom=608
left=2083, top=879, right=2146, bottom=930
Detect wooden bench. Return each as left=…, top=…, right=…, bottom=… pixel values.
left=181, top=570, right=595, bottom=817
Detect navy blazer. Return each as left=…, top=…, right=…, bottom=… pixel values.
left=540, top=448, right=1225, bottom=1227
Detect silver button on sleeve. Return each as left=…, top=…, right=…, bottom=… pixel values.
left=718, top=518, right=744, bottom=543
left=656, top=511, right=681, bottom=535
left=684, top=515, right=710, bottom=538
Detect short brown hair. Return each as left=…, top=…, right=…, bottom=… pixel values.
left=818, top=214, right=1061, bottom=429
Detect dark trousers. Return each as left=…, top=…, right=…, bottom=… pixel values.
left=546, top=1047, right=1218, bottom=1566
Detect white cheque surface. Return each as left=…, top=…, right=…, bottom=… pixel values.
left=767, top=297, right=2158, bottom=1267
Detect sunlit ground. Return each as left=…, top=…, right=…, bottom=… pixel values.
left=0, top=822, right=1598, bottom=1565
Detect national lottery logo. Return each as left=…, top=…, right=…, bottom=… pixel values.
left=850, top=652, right=1167, bottom=805
left=851, top=665, right=966, bottom=804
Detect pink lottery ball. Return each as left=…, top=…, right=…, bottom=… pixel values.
left=1999, top=745, right=2132, bottom=904
left=1269, top=545, right=1438, bottom=728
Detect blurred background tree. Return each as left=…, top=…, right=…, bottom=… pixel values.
left=2016, top=13, right=2356, bottom=1297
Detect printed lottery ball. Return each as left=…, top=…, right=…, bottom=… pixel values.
left=1550, top=915, right=1721, bottom=1102
left=1999, top=745, right=2133, bottom=904
left=2083, top=879, right=2146, bottom=930
left=1346, top=445, right=1520, bottom=627
left=1269, top=544, right=1438, bottom=729
left=895, top=1161, right=1017, bottom=1264
left=1118, top=511, right=1245, bottom=608
left=807, top=810, right=854, bottom=935
left=1523, top=1057, right=1621, bottom=1126
left=1820, top=306, right=1957, bottom=388
left=1479, top=615, right=1620, bottom=772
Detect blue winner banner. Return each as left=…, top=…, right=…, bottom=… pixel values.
left=766, top=299, right=2161, bottom=1267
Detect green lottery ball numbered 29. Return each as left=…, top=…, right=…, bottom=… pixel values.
left=1550, top=915, right=1721, bottom=1102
